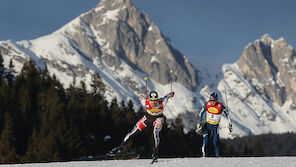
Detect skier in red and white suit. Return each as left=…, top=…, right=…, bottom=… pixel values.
left=110, top=91, right=174, bottom=158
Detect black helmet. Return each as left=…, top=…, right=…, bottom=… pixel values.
left=210, top=92, right=218, bottom=100
left=149, top=91, right=159, bottom=100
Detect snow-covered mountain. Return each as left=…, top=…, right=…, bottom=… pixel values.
left=1, top=0, right=296, bottom=138
left=198, top=34, right=296, bottom=137
left=0, top=0, right=199, bottom=130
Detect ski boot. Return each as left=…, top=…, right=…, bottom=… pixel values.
left=151, top=148, right=159, bottom=164
left=108, top=141, right=126, bottom=155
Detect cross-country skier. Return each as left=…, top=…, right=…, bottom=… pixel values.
left=109, top=90, right=175, bottom=160
left=197, top=92, right=232, bottom=157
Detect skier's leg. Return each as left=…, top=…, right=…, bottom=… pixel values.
left=110, top=115, right=148, bottom=154
left=153, top=117, right=164, bottom=149
left=212, top=126, right=220, bottom=157
left=123, top=115, right=148, bottom=143
left=202, top=123, right=209, bottom=157
left=152, top=117, right=164, bottom=158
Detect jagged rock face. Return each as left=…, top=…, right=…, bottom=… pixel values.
left=237, top=34, right=296, bottom=105
left=62, top=0, right=198, bottom=90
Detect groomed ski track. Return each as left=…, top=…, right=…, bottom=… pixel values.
left=1, top=157, right=295, bottom=167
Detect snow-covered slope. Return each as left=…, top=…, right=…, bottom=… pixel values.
left=0, top=0, right=296, bottom=139
left=197, top=63, right=296, bottom=137
left=0, top=0, right=199, bottom=129
left=193, top=34, right=296, bottom=138
left=2, top=157, right=296, bottom=167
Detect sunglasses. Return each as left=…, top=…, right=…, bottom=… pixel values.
left=210, top=99, right=217, bottom=101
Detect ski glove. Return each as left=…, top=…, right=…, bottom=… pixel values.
left=170, top=92, right=175, bottom=97
left=167, top=92, right=175, bottom=99
left=197, top=121, right=203, bottom=130
left=229, top=123, right=233, bottom=133
left=139, top=95, right=145, bottom=100
left=196, top=121, right=203, bottom=135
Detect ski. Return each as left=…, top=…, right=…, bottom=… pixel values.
left=150, top=157, right=158, bottom=164
left=106, top=151, right=136, bottom=157
left=79, top=152, right=136, bottom=161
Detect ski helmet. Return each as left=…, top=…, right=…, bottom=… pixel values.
left=210, top=92, right=218, bottom=100
left=149, top=91, right=159, bottom=101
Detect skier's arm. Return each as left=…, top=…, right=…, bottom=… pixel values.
left=162, top=92, right=175, bottom=106
left=222, top=104, right=232, bottom=132
left=221, top=105, right=232, bottom=124
left=196, top=104, right=206, bottom=133
left=198, top=104, right=207, bottom=122
left=139, top=95, right=146, bottom=106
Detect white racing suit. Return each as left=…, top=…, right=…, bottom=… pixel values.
left=123, top=92, right=174, bottom=149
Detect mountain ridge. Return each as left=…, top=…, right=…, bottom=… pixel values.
left=1, top=0, right=296, bottom=138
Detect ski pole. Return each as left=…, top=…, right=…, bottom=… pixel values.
left=145, top=77, right=148, bottom=99
left=224, top=83, right=233, bottom=134
left=170, top=70, right=173, bottom=93
left=224, top=84, right=229, bottom=109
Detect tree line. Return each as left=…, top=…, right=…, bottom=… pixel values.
left=221, top=132, right=296, bottom=157
left=0, top=55, right=203, bottom=163
left=0, top=54, right=295, bottom=164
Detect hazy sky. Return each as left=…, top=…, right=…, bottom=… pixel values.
left=0, top=0, right=295, bottom=66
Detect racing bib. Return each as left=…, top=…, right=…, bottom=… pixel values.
left=206, top=102, right=223, bottom=125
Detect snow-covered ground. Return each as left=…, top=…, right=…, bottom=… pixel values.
left=1, top=157, right=296, bottom=167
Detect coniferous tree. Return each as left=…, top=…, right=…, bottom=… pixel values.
left=6, top=59, right=15, bottom=86
left=11, top=60, right=42, bottom=155
left=66, top=81, right=82, bottom=123
left=167, top=117, right=185, bottom=156
left=183, top=130, right=203, bottom=157
left=124, top=100, right=136, bottom=129
left=0, top=112, right=19, bottom=163
left=0, top=54, right=8, bottom=128
left=253, top=140, right=265, bottom=157
left=90, top=73, right=105, bottom=98
left=56, top=118, right=84, bottom=160
left=242, top=144, right=252, bottom=156
left=0, top=54, right=5, bottom=77
left=0, top=77, right=10, bottom=132
left=25, top=127, right=60, bottom=162
left=108, top=98, right=125, bottom=144
left=25, top=86, right=61, bottom=162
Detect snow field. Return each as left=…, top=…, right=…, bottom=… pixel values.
left=1, top=157, right=296, bottom=167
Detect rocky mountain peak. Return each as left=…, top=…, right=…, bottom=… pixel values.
left=100, top=0, right=132, bottom=4
left=260, top=34, right=273, bottom=45
left=237, top=35, right=296, bottom=106
left=75, top=0, right=199, bottom=90
left=0, top=0, right=198, bottom=92
left=273, top=37, right=290, bottom=50
left=95, top=0, right=133, bottom=11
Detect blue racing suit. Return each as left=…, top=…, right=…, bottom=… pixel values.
left=198, top=101, right=232, bottom=157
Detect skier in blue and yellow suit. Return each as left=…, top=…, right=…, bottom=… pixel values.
left=197, top=92, right=232, bottom=157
